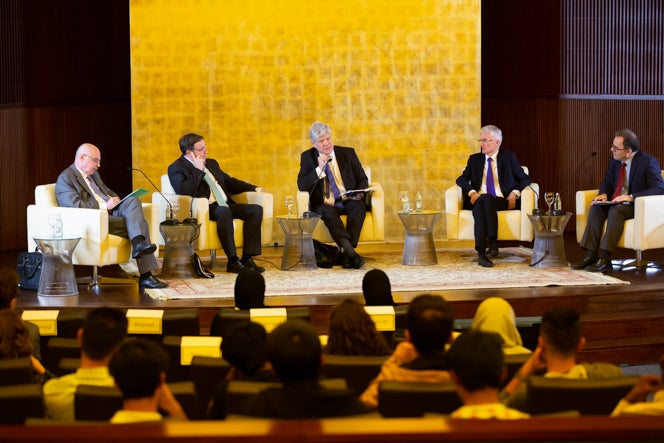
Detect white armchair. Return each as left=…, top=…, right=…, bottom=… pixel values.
left=26, top=184, right=159, bottom=287
left=576, top=172, right=664, bottom=268
left=154, top=175, right=274, bottom=267
left=445, top=167, right=539, bottom=242
left=295, top=167, right=385, bottom=243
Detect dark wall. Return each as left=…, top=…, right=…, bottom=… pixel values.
left=0, top=0, right=131, bottom=250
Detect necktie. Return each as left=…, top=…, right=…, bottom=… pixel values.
left=612, top=162, right=626, bottom=200
left=203, top=171, right=229, bottom=207
left=324, top=163, right=344, bottom=208
left=486, top=157, right=496, bottom=197
left=87, top=176, right=109, bottom=202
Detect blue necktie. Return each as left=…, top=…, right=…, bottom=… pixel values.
left=324, top=163, right=344, bottom=208
left=88, top=177, right=109, bottom=202
left=486, top=157, right=496, bottom=197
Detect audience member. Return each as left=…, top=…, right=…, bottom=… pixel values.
left=611, top=354, right=664, bottom=416
left=43, top=307, right=127, bottom=422
left=109, top=338, right=186, bottom=423
left=500, top=306, right=624, bottom=411
left=471, top=297, right=532, bottom=355
left=325, top=298, right=392, bottom=357
left=360, top=294, right=455, bottom=409
left=0, top=269, right=41, bottom=360
left=446, top=330, right=530, bottom=419
left=234, top=269, right=266, bottom=309
left=208, top=322, right=277, bottom=419
left=239, top=319, right=367, bottom=418
left=362, top=269, right=395, bottom=306
left=0, top=309, right=49, bottom=382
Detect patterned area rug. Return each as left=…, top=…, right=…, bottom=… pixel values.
left=141, top=247, right=628, bottom=300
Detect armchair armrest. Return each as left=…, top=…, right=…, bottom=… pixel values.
left=631, top=194, right=664, bottom=251
left=575, top=189, right=598, bottom=243
left=444, top=185, right=463, bottom=240
left=231, top=191, right=274, bottom=245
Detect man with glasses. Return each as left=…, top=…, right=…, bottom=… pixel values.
left=572, top=129, right=664, bottom=272
left=168, top=133, right=265, bottom=274
left=55, top=143, right=167, bottom=289
left=455, top=125, right=532, bottom=267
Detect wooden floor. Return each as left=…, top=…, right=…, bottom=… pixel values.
left=7, top=232, right=664, bottom=366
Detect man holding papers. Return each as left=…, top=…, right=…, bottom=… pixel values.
left=55, top=143, right=167, bottom=289
left=297, top=122, right=368, bottom=269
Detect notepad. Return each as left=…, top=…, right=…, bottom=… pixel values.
left=119, top=188, right=149, bottom=205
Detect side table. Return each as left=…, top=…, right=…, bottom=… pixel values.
left=527, top=212, right=572, bottom=268
left=397, top=210, right=441, bottom=265
left=277, top=215, right=320, bottom=271
left=33, top=237, right=81, bottom=297
left=160, top=222, right=200, bottom=278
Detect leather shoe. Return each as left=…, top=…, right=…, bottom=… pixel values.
left=586, top=258, right=613, bottom=273
left=132, top=242, right=157, bottom=259
left=571, top=254, right=597, bottom=270
left=139, top=274, right=168, bottom=289
left=487, top=243, right=499, bottom=258
left=242, top=257, right=265, bottom=273
left=342, top=252, right=365, bottom=269
left=478, top=254, right=493, bottom=268
left=226, top=258, right=246, bottom=274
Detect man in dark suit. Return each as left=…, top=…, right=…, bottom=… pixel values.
left=168, top=133, right=265, bottom=274
left=297, top=122, right=367, bottom=269
left=572, top=129, right=664, bottom=272
left=455, top=125, right=532, bottom=267
left=55, top=143, right=167, bottom=289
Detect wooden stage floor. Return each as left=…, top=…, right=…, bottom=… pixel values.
left=7, top=232, right=664, bottom=366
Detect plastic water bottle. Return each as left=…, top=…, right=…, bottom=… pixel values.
left=415, top=191, right=422, bottom=212
left=554, top=193, right=561, bottom=212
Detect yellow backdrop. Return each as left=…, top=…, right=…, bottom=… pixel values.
left=130, top=0, right=480, bottom=243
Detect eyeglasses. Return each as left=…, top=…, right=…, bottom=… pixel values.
left=83, top=153, right=101, bottom=163
left=610, top=145, right=626, bottom=151
left=192, top=145, right=206, bottom=152
left=477, top=139, right=496, bottom=143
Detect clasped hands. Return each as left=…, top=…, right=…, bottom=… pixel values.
left=469, top=190, right=518, bottom=209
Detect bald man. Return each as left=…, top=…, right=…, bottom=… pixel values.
left=55, top=143, right=167, bottom=289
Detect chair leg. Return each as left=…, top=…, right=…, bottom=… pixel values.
left=77, top=266, right=134, bottom=289
left=210, top=250, right=216, bottom=269
left=612, top=250, right=662, bottom=271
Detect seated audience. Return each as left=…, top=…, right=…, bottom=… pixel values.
left=471, top=297, right=532, bottom=355
left=109, top=338, right=187, bottom=423
left=0, top=309, right=50, bottom=382
left=360, top=294, right=455, bottom=409
left=611, top=354, right=664, bottom=416
left=362, top=269, right=395, bottom=306
left=208, top=322, right=277, bottom=419
left=239, top=319, right=367, bottom=418
left=43, top=307, right=127, bottom=421
left=0, top=269, right=41, bottom=361
left=501, top=306, right=624, bottom=411
left=325, top=298, right=392, bottom=356
left=234, top=269, right=266, bottom=309
left=446, top=330, right=530, bottom=419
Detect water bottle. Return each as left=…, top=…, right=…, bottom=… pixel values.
left=415, top=190, right=422, bottom=212
left=554, top=193, right=561, bottom=212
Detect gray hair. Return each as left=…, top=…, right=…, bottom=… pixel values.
left=481, top=125, right=503, bottom=143
left=309, top=122, right=332, bottom=143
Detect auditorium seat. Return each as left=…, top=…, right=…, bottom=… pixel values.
left=526, top=375, right=640, bottom=415
left=161, top=335, right=191, bottom=383
left=0, top=383, right=45, bottom=424
left=209, top=307, right=311, bottom=337
left=0, top=357, right=36, bottom=386
left=42, top=337, right=81, bottom=376
left=127, top=308, right=201, bottom=341
left=377, top=380, right=462, bottom=417
left=320, top=354, right=387, bottom=395
left=189, top=356, right=231, bottom=418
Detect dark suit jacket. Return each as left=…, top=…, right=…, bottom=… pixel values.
left=55, top=164, right=119, bottom=209
left=297, top=146, right=368, bottom=209
left=598, top=151, right=664, bottom=198
left=167, top=156, right=257, bottom=203
left=455, top=150, right=531, bottom=201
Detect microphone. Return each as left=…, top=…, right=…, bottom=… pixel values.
left=127, top=167, right=179, bottom=225
left=306, top=156, right=333, bottom=206
left=574, top=151, right=598, bottom=191
left=184, top=172, right=203, bottom=225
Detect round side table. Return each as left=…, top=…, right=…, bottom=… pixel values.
left=33, top=237, right=81, bottom=297
left=527, top=212, right=572, bottom=268
left=160, top=222, right=200, bottom=278
left=397, top=210, right=441, bottom=265
left=277, top=215, right=320, bottom=271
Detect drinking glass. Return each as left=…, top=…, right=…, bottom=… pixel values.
left=284, top=195, right=295, bottom=217
left=544, top=192, right=555, bottom=213
left=399, top=190, right=411, bottom=213
left=48, top=214, right=63, bottom=239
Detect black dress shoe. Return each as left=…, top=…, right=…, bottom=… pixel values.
left=487, top=243, right=499, bottom=258
left=242, top=257, right=265, bottom=273
left=478, top=254, right=493, bottom=268
left=226, top=258, right=246, bottom=274
left=139, top=274, right=168, bottom=289
left=571, top=255, right=597, bottom=270
left=342, top=253, right=365, bottom=269
left=586, top=258, right=613, bottom=273
left=132, top=242, right=157, bottom=259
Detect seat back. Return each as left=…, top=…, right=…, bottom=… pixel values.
left=377, top=380, right=461, bottom=417
left=35, top=184, right=59, bottom=207
left=42, top=337, right=81, bottom=377
left=526, top=375, right=639, bottom=415
left=190, top=356, right=231, bottom=417
left=320, top=354, right=387, bottom=395
left=209, top=307, right=312, bottom=337
left=0, top=357, right=36, bottom=386
left=0, top=383, right=45, bottom=424
left=75, top=385, right=122, bottom=421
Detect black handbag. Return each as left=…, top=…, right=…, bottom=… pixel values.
left=313, top=239, right=341, bottom=268
left=191, top=253, right=214, bottom=278
left=16, top=249, right=43, bottom=290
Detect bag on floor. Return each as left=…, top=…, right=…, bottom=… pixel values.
left=313, top=240, right=340, bottom=268
left=17, top=248, right=43, bottom=290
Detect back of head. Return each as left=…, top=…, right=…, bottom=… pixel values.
left=445, top=330, right=504, bottom=391
left=326, top=298, right=390, bottom=356
left=267, top=319, right=321, bottom=384
left=471, top=297, right=523, bottom=348
left=81, top=307, right=128, bottom=361
left=234, top=269, right=266, bottom=310
left=406, top=294, right=454, bottom=356
left=0, top=309, right=32, bottom=358
left=0, top=269, right=19, bottom=309
left=540, top=307, right=581, bottom=356
left=221, top=321, right=268, bottom=376
left=178, top=132, right=204, bottom=154
left=362, top=269, right=394, bottom=306
left=109, top=338, right=169, bottom=399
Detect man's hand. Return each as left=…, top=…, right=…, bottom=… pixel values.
left=106, top=196, right=121, bottom=211
left=507, top=192, right=517, bottom=210
left=469, top=191, right=479, bottom=205
left=592, top=193, right=608, bottom=203
left=190, top=152, right=206, bottom=170
left=317, top=154, right=330, bottom=169
left=612, top=194, right=633, bottom=203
